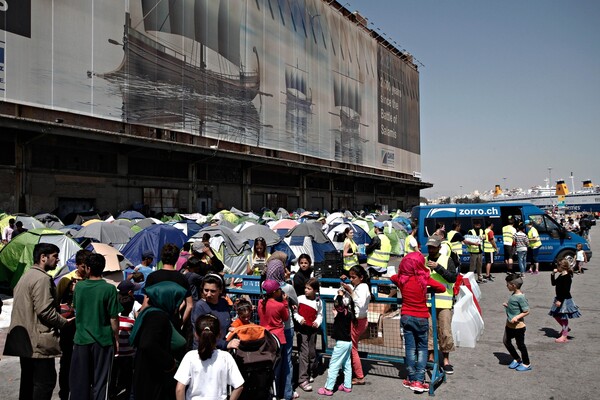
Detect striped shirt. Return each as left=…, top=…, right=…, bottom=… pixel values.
left=116, top=315, right=135, bottom=357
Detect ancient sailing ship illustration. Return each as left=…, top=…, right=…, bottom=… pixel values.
left=332, top=71, right=364, bottom=164
left=100, top=0, right=261, bottom=102
left=284, top=63, right=312, bottom=152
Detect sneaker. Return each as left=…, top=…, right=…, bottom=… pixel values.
left=402, top=379, right=413, bottom=389
left=515, top=364, right=532, bottom=372
left=555, top=336, right=569, bottom=343
left=409, top=381, right=430, bottom=393
left=443, top=364, right=454, bottom=374
left=299, top=382, right=313, bottom=392
left=338, top=384, right=352, bottom=393
left=308, top=377, right=315, bottom=383
left=533, top=271, right=539, bottom=275
left=508, top=360, right=521, bottom=369
left=317, top=388, right=333, bottom=396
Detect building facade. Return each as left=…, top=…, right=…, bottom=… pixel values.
left=0, top=0, right=430, bottom=218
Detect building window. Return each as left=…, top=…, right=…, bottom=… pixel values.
left=144, top=188, right=179, bottom=214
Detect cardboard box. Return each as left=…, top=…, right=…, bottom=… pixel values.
left=382, top=310, right=403, bottom=348
left=367, top=301, right=391, bottom=323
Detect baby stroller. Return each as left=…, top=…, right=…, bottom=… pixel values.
left=229, top=324, right=281, bottom=400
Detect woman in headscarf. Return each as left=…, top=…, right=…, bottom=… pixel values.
left=390, top=252, right=446, bottom=393
left=130, top=281, right=188, bottom=400
left=266, top=256, right=299, bottom=400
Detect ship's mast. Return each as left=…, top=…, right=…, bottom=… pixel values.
left=570, top=172, right=575, bottom=193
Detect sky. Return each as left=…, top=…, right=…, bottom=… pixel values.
left=347, top=0, right=600, bottom=198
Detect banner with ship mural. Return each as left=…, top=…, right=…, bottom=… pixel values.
left=0, top=0, right=421, bottom=175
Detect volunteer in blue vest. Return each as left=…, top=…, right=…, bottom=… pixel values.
left=526, top=219, right=542, bottom=274
left=467, top=220, right=486, bottom=283
left=365, top=221, right=392, bottom=278
left=502, top=216, right=517, bottom=273
left=425, top=234, right=458, bottom=375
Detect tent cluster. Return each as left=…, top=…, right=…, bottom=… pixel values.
left=0, top=208, right=412, bottom=289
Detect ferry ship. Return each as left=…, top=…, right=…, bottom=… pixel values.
left=485, top=179, right=600, bottom=213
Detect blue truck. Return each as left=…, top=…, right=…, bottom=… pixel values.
left=411, top=202, right=592, bottom=267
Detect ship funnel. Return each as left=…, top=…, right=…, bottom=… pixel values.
left=583, top=180, right=593, bottom=188
left=555, top=180, right=569, bottom=196
left=494, top=185, right=503, bottom=196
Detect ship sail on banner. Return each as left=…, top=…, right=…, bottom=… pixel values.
left=333, top=73, right=361, bottom=116
left=285, top=65, right=310, bottom=103
left=141, top=0, right=241, bottom=68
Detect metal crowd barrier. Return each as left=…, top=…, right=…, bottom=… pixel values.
left=225, top=274, right=445, bottom=396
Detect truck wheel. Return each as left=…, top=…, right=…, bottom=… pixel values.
left=556, top=249, right=576, bottom=269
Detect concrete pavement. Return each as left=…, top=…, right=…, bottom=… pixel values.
left=0, top=227, right=598, bottom=399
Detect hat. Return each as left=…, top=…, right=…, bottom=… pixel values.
left=426, top=234, right=443, bottom=247
left=142, top=250, right=154, bottom=260
left=262, top=279, right=281, bottom=295
left=117, top=280, right=136, bottom=294
left=374, top=221, right=385, bottom=229
left=525, top=219, right=532, bottom=225
left=192, top=241, right=206, bottom=253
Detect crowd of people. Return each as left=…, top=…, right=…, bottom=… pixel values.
left=2, top=209, right=591, bottom=399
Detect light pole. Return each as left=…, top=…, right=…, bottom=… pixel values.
left=548, top=167, right=552, bottom=187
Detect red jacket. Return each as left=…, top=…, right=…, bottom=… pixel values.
left=258, top=298, right=289, bottom=344
left=390, top=275, right=446, bottom=318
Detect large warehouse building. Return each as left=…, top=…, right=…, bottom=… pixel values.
left=0, top=0, right=430, bottom=218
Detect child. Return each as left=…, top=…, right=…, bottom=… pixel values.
left=574, top=243, right=587, bottom=274
left=293, top=254, right=313, bottom=297
left=340, top=265, right=370, bottom=385
left=257, top=279, right=290, bottom=399
left=295, top=278, right=323, bottom=392
left=110, top=281, right=137, bottom=400
left=549, top=259, right=581, bottom=343
left=175, top=315, right=244, bottom=400
left=226, top=298, right=254, bottom=341
left=502, top=274, right=532, bottom=371
left=390, top=252, right=446, bottom=393
left=318, top=291, right=354, bottom=396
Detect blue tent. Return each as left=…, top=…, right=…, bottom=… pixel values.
left=121, top=224, right=187, bottom=268
left=117, top=210, right=146, bottom=220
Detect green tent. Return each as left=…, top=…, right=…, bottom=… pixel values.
left=0, top=228, right=82, bottom=288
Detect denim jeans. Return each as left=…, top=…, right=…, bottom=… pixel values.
left=280, top=327, right=295, bottom=400
left=401, top=314, right=429, bottom=383
left=517, top=250, right=527, bottom=274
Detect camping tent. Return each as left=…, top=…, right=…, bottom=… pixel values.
left=192, top=226, right=252, bottom=275
left=0, top=228, right=82, bottom=287
left=327, top=222, right=372, bottom=254
left=116, top=210, right=146, bottom=220
left=35, top=213, right=65, bottom=230
left=72, top=221, right=134, bottom=251
left=120, top=224, right=187, bottom=268
left=284, top=221, right=337, bottom=265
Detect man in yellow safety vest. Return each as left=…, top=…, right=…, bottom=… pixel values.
left=366, top=221, right=391, bottom=278
left=425, top=234, right=458, bottom=375
left=502, top=216, right=517, bottom=273
left=526, top=219, right=542, bottom=274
